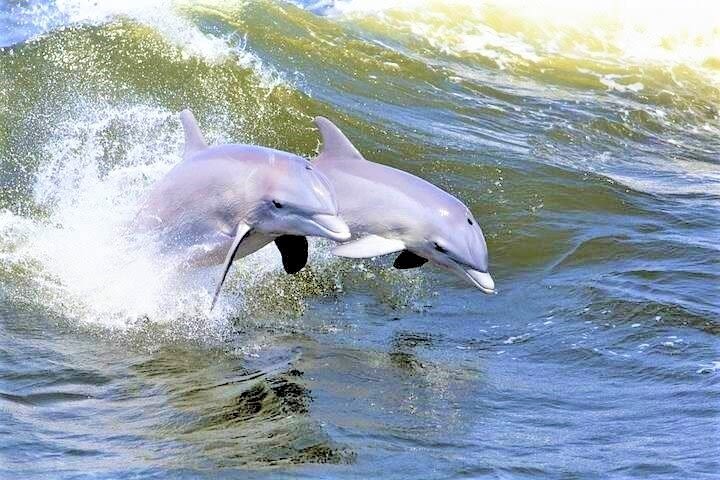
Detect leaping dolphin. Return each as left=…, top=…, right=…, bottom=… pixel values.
left=312, top=117, right=495, bottom=294
left=135, top=110, right=351, bottom=308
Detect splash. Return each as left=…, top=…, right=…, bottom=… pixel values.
left=0, top=102, right=277, bottom=332
left=5, top=0, right=285, bottom=88
left=0, top=102, right=423, bottom=336
left=1, top=103, right=187, bottom=329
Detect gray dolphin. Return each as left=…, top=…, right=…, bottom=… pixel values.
left=312, top=117, right=495, bottom=293
left=135, top=110, right=351, bottom=308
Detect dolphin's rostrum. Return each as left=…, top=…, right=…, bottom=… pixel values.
left=135, top=110, right=350, bottom=309
left=313, top=117, right=495, bottom=294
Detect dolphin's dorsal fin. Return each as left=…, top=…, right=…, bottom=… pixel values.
left=180, top=109, right=207, bottom=158
left=314, top=116, right=364, bottom=162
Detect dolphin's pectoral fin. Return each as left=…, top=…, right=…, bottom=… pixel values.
left=210, top=222, right=252, bottom=310
left=274, top=235, right=308, bottom=274
left=332, top=235, right=405, bottom=258
left=393, top=250, right=428, bottom=269
left=180, top=109, right=208, bottom=159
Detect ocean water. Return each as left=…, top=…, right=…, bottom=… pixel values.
left=0, top=0, right=719, bottom=478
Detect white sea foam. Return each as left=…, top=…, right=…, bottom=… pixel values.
left=325, top=0, right=720, bottom=80
left=54, top=0, right=231, bottom=61
left=0, top=103, right=239, bottom=334
left=12, top=0, right=285, bottom=88
left=604, top=156, right=720, bottom=197
left=0, top=103, right=185, bottom=329
left=598, top=75, right=644, bottom=93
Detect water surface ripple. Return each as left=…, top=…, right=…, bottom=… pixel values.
left=0, top=1, right=718, bottom=478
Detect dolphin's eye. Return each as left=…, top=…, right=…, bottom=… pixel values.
left=305, top=165, right=312, bottom=171
left=272, top=200, right=283, bottom=208
left=467, top=218, right=474, bottom=225
left=433, top=242, right=447, bottom=254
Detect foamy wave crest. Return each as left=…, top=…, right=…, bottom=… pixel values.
left=56, top=0, right=231, bottom=60
left=9, top=0, right=285, bottom=88
left=1, top=103, right=194, bottom=329
left=327, top=0, right=720, bottom=77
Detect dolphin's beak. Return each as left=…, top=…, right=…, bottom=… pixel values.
left=463, top=268, right=496, bottom=294
left=309, top=213, right=351, bottom=242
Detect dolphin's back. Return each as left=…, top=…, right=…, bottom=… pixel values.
left=311, top=116, right=466, bottom=237
left=136, top=144, right=302, bottom=245
left=316, top=156, right=464, bottom=238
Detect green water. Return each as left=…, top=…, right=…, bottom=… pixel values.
left=0, top=1, right=718, bottom=478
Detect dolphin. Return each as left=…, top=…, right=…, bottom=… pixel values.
left=312, top=117, right=495, bottom=293
left=135, top=110, right=351, bottom=308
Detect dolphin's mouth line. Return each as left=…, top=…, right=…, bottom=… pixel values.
left=308, top=213, right=351, bottom=241
left=462, top=268, right=497, bottom=294
left=436, top=257, right=496, bottom=294
left=447, top=259, right=496, bottom=294
left=311, top=221, right=346, bottom=234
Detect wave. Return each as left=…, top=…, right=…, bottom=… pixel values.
left=1, top=0, right=286, bottom=88
left=0, top=100, right=425, bottom=337
left=0, top=0, right=718, bottom=337
left=323, top=0, right=720, bottom=78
